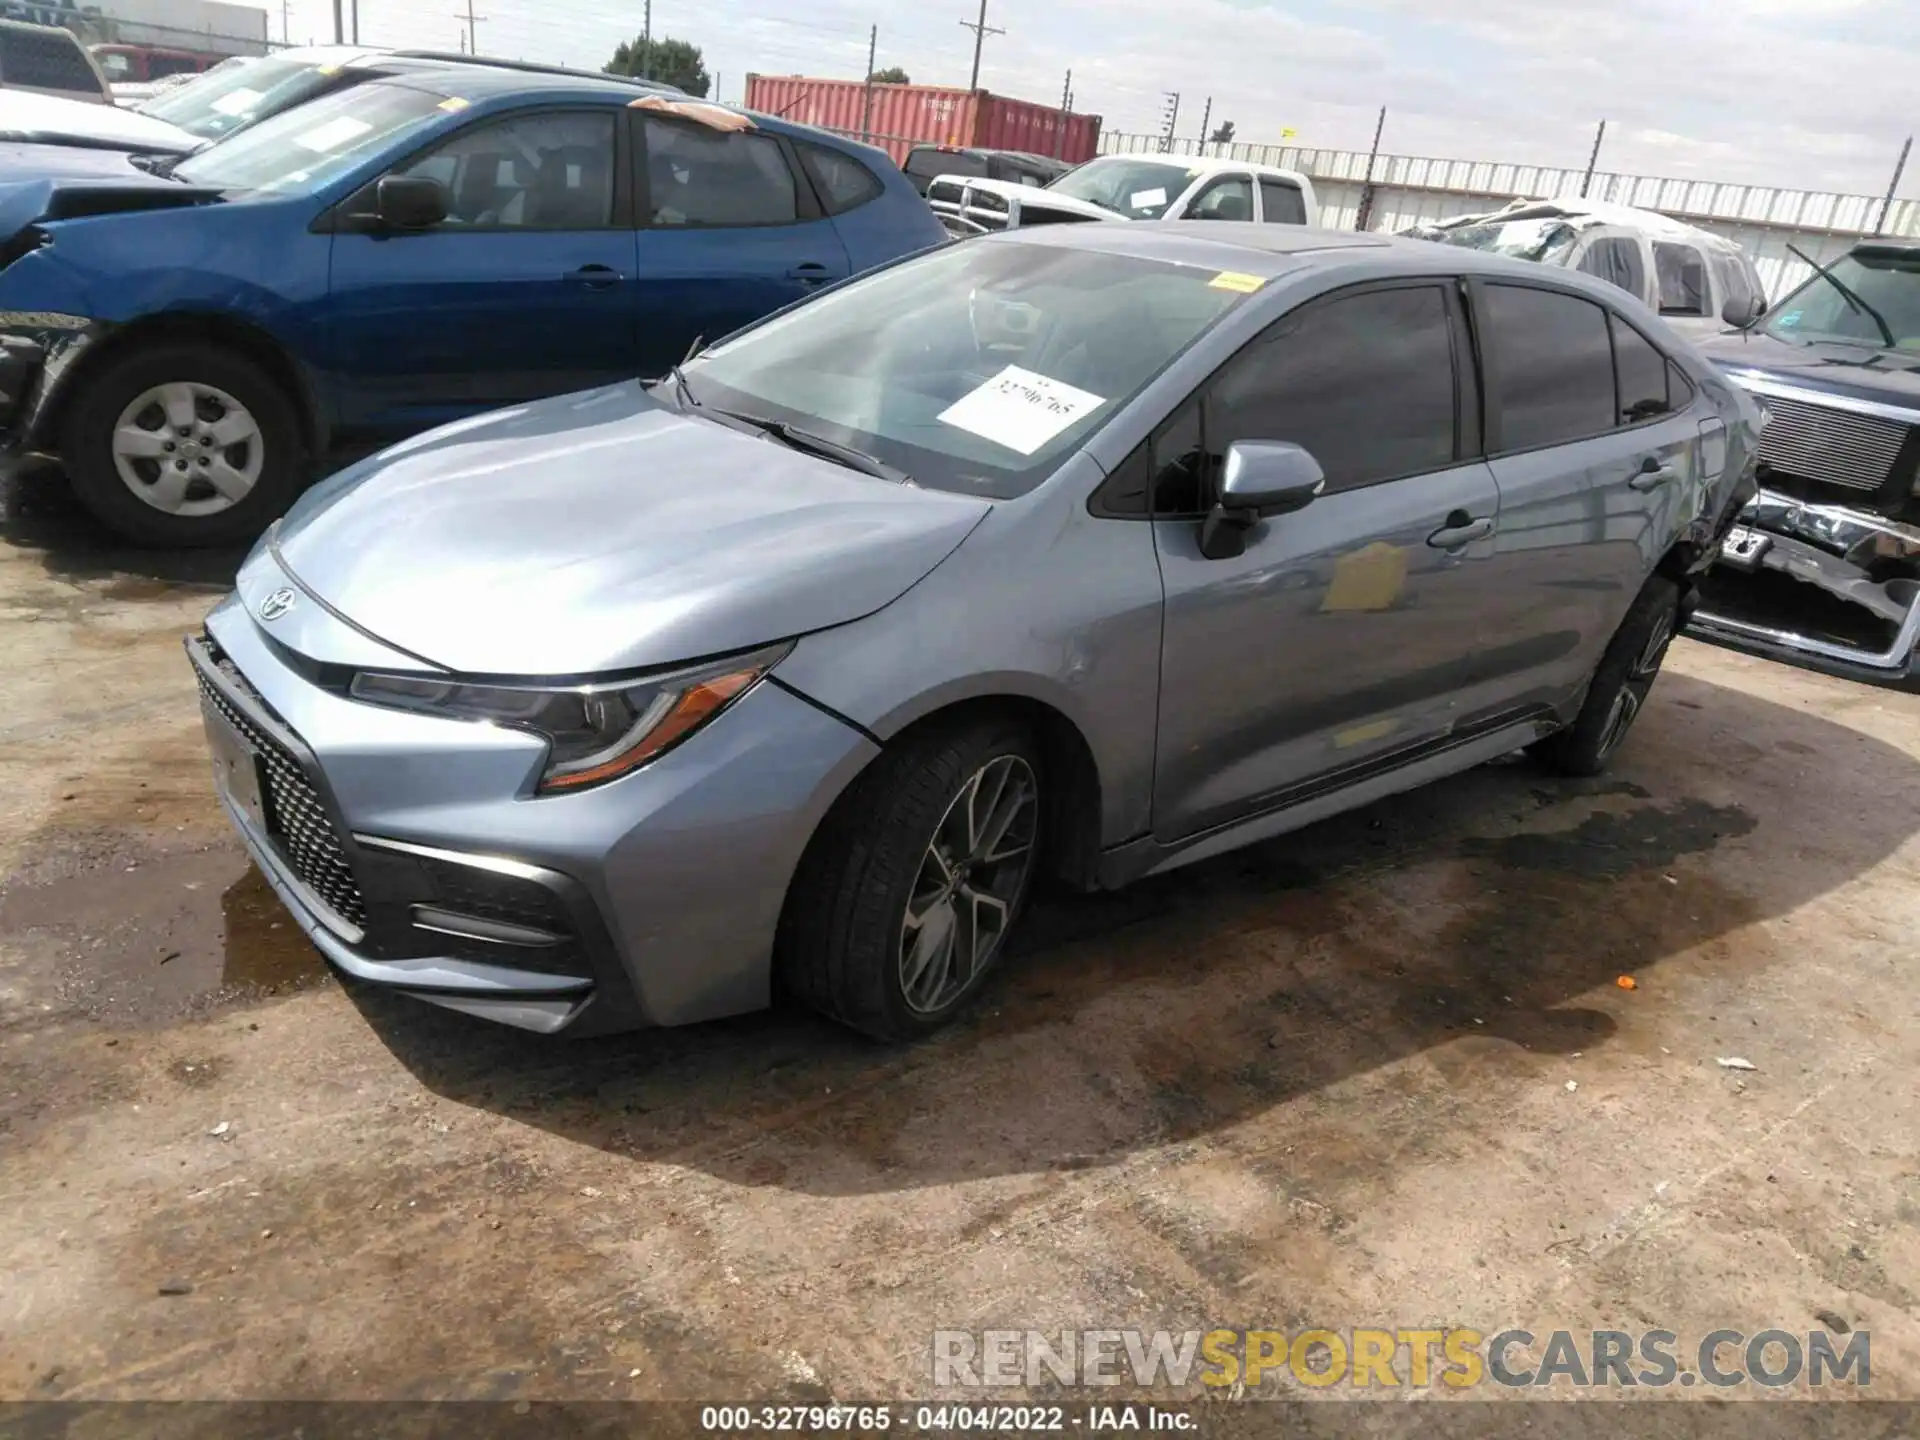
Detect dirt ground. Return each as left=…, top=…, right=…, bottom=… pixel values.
left=1, top=467, right=1916, bottom=1409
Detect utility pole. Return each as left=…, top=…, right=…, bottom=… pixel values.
left=1196, top=96, right=1211, bottom=150
left=331, top=0, right=341, bottom=43
left=1875, top=136, right=1912, bottom=236
left=1355, top=104, right=1386, bottom=231
left=280, top=0, right=289, bottom=43
left=639, top=0, right=651, bottom=79
left=455, top=0, right=483, bottom=56
left=859, top=26, right=876, bottom=141
left=1054, top=68, right=1071, bottom=159
left=959, top=0, right=1002, bottom=91
left=349, top=0, right=357, bottom=44
left=1579, top=118, right=1606, bottom=198
left=1158, top=92, right=1180, bottom=153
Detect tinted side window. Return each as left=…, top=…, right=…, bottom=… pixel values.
left=1259, top=179, right=1307, bottom=225
left=150, top=54, right=202, bottom=77
left=1208, top=286, right=1456, bottom=495
left=1611, top=314, right=1671, bottom=423
left=643, top=118, right=797, bottom=227
left=797, top=141, right=882, bottom=216
left=1189, top=175, right=1253, bottom=222
left=1483, top=283, right=1615, bottom=451
left=1653, top=242, right=1708, bottom=316
left=397, top=112, right=615, bottom=229
left=1577, top=237, right=1646, bottom=299
left=1708, top=249, right=1756, bottom=318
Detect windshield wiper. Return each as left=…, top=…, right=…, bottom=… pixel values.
left=1787, top=243, right=1895, bottom=348
left=724, top=412, right=910, bottom=484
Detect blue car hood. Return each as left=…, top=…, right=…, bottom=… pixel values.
left=0, top=166, right=219, bottom=243
left=272, top=383, right=993, bottom=677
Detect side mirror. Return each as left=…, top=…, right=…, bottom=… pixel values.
left=373, top=174, right=448, bottom=232
left=1722, top=294, right=1765, bottom=329
left=1198, top=441, right=1325, bottom=560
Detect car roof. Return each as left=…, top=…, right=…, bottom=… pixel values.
left=988, top=221, right=1667, bottom=294
left=1084, top=152, right=1310, bottom=185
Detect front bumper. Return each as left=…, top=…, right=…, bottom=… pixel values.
left=192, top=593, right=881, bottom=1034
left=1690, top=487, right=1920, bottom=677
left=0, top=313, right=99, bottom=453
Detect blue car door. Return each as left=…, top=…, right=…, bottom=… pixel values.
left=322, top=107, right=639, bottom=434
left=628, top=112, right=851, bottom=379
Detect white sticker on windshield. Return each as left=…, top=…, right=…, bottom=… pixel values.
left=291, top=115, right=373, bottom=153
left=209, top=86, right=263, bottom=117
left=1129, top=187, right=1167, bottom=209
left=937, top=366, right=1107, bottom=457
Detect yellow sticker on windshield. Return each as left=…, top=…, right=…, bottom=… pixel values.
left=438, top=96, right=471, bottom=112
left=316, top=64, right=341, bottom=75
left=1209, top=271, right=1265, bottom=293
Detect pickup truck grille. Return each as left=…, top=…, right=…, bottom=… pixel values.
left=1754, top=393, right=1912, bottom=493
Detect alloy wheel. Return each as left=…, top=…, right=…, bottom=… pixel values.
left=111, top=382, right=264, bottom=517
left=897, top=754, right=1040, bottom=1015
left=1597, top=600, right=1676, bottom=761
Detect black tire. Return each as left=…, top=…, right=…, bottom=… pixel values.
left=1532, top=574, right=1682, bottom=777
left=777, top=717, right=1045, bottom=1041
left=61, top=343, right=305, bottom=548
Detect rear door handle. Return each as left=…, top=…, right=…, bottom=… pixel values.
left=787, top=262, right=834, bottom=285
left=565, top=264, right=623, bottom=290
left=1630, top=456, right=1678, bottom=491
left=1427, top=511, right=1493, bottom=549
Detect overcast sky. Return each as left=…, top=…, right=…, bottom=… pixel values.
left=283, top=0, right=1915, bottom=197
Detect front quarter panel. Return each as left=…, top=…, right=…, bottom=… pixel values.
left=773, top=451, right=1165, bottom=849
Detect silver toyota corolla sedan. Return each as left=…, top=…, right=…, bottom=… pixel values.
left=190, top=224, right=1762, bottom=1040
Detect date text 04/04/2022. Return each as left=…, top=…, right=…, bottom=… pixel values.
left=698, top=1404, right=1198, bottom=1431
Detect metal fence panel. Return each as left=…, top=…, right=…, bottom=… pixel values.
left=1098, top=132, right=1918, bottom=296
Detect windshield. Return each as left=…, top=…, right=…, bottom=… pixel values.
left=1428, top=215, right=1580, bottom=265
left=1762, top=251, right=1920, bottom=351
left=681, top=239, right=1252, bottom=497
left=140, top=53, right=339, bottom=140
left=173, top=80, right=447, bottom=195
left=1044, top=156, right=1194, bottom=219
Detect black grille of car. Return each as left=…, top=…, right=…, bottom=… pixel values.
left=411, top=855, right=586, bottom=977
left=1755, top=393, right=1912, bottom=493
left=196, top=655, right=368, bottom=932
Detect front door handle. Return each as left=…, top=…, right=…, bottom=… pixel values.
left=787, top=262, right=834, bottom=286
left=1630, top=456, right=1678, bottom=491
left=1427, top=510, right=1493, bottom=549
left=565, top=264, right=623, bottom=290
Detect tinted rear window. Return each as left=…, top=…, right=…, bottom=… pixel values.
left=0, top=26, right=99, bottom=93
left=1483, top=283, right=1616, bottom=451
left=906, top=148, right=983, bottom=180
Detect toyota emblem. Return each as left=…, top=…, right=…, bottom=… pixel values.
left=258, top=587, right=297, bottom=622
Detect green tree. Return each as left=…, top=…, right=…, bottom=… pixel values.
left=605, top=34, right=710, bottom=97
left=1208, top=120, right=1236, bottom=144
left=868, top=65, right=910, bottom=84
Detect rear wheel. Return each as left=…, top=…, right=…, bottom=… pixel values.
left=1533, top=574, right=1681, bottom=777
left=778, top=718, right=1044, bottom=1041
left=61, top=343, right=304, bottom=548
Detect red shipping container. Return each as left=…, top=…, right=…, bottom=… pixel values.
left=743, top=75, right=1102, bottom=169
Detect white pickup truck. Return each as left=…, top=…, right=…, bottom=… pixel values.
left=929, top=153, right=1320, bottom=236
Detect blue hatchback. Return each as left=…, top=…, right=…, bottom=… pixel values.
left=0, top=71, right=946, bottom=545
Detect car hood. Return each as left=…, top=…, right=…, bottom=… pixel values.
left=0, top=168, right=219, bottom=242
left=272, top=383, right=994, bottom=677
left=1694, top=328, right=1920, bottom=413
left=0, top=89, right=198, bottom=155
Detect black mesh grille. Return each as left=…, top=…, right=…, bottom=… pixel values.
left=196, top=654, right=367, bottom=931
left=418, top=857, right=572, bottom=935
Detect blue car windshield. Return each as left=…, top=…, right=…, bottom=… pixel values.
left=173, top=82, right=448, bottom=196
left=685, top=239, right=1254, bottom=498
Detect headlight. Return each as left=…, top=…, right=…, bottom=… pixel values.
left=348, top=643, right=790, bottom=794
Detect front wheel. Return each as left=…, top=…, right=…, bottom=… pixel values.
left=778, top=719, right=1044, bottom=1041
left=61, top=343, right=305, bottom=548
left=1533, top=574, right=1681, bottom=777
